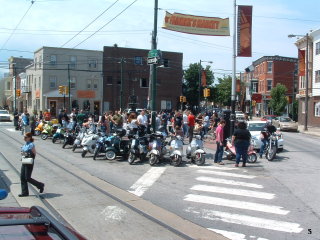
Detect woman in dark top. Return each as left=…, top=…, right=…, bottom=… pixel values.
left=231, top=121, right=251, bottom=167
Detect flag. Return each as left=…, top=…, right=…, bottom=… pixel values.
left=201, top=70, right=207, bottom=86
left=237, top=6, right=253, bottom=57
left=298, top=49, right=305, bottom=76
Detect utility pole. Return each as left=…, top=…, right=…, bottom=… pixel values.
left=304, top=33, right=309, bottom=131
left=198, top=60, right=202, bottom=113
left=150, top=0, right=158, bottom=131
left=120, top=57, right=125, bottom=111
left=230, top=0, right=237, bottom=136
left=68, top=64, right=71, bottom=113
left=13, top=64, right=17, bottom=112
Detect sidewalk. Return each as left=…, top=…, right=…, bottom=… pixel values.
left=298, top=125, right=320, bottom=137
left=0, top=169, right=19, bottom=207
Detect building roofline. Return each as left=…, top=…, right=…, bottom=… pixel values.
left=103, top=45, right=183, bottom=55
left=34, top=46, right=103, bottom=54
left=253, top=55, right=298, bottom=66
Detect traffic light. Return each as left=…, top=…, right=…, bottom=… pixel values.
left=180, top=96, right=184, bottom=102
left=203, top=88, right=210, bottom=97
left=183, top=96, right=187, bottom=103
left=64, top=86, right=69, bottom=95
left=16, top=89, right=21, bottom=97
left=58, top=86, right=65, bottom=94
left=252, top=100, right=256, bottom=106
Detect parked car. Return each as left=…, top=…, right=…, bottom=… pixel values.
left=247, top=121, right=284, bottom=151
left=0, top=110, right=11, bottom=122
left=272, top=117, right=298, bottom=132
left=0, top=205, right=86, bottom=240
left=261, top=115, right=278, bottom=122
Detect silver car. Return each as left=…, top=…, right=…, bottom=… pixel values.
left=247, top=121, right=284, bottom=151
left=0, top=110, right=11, bottom=122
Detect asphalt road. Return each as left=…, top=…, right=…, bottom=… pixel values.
left=0, top=121, right=319, bottom=240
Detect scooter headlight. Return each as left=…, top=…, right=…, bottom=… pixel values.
left=176, top=135, right=182, bottom=141
left=196, top=135, right=201, bottom=140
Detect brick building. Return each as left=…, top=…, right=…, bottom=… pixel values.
left=102, top=46, right=183, bottom=112
left=244, top=56, right=298, bottom=116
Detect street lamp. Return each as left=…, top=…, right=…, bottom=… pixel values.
left=288, top=33, right=309, bottom=131
left=117, top=58, right=126, bottom=111
left=198, top=60, right=213, bottom=113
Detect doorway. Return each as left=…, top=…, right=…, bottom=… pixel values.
left=49, top=101, right=57, bottom=117
left=94, top=101, right=100, bottom=115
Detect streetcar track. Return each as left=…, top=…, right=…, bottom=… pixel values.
left=0, top=129, right=193, bottom=240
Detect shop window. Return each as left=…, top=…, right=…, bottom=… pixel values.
left=315, top=102, right=320, bottom=117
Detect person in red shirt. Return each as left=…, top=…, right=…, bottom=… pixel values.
left=187, top=111, right=195, bottom=143
left=214, top=120, right=226, bottom=165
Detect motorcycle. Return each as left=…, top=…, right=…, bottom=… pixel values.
left=93, top=134, right=110, bottom=160
left=52, top=126, right=66, bottom=143
left=186, top=134, right=206, bottom=166
left=224, top=138, right=257, bottom=163
left=62, top=122, right=77, bottom=149
left=41, top=123, right=59, bottom=140
left=265, top=132, right=278, bottom=161
left=168, top=135, right=183, bottom=167
left=147, top=132, right=167, bottom=166
left=81, top=131, right=100, bottom=158
left=105, top=129, right=130, bottom=160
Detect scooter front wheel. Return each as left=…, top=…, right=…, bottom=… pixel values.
left=52, top=137, right=57, bottom=143
left=41, top=133, right=48, bottom=140
left=81, top=150, right=87, bottom=158
left=105, top=150, right=116, bottom=160
left=128, top=152, right=136, bottom=165
left=34, top=130, right=41, bottom=136
left=171, top=155, right=182, bottom=167
left=62, top=140, right=68, bottom=149
left=149, top=154, right=158, bottom=166
left=195, top=153, right=205, bottom=166
left=247, top=153, right=257, bottom=163
left=72, top=144, right=77, bottom=152
left=93, top=148, right=100, bottom=160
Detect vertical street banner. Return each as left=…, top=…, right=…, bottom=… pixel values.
left=237, top=5, right=253, bottom=57
left=201, top=70, right=207, bottom=86
left=162, top=12, right=230, bottom=36
left=298, top=49, right=306, bottom=76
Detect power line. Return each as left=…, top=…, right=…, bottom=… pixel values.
left=0, top=1, right=35, bottom=52
left=73, top=0, right=138, bottom=48
left=60, top=0, right=120, bottom=47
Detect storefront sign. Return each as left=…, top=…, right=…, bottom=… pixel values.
left=77, top=90, right=96, bottom=98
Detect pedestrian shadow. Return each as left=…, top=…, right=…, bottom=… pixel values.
left=205, top=153, right=214, bottom=160
left=40, top=193, right=63, bottom=199
left=271, top=155, right=290, bottom=162
left=0, top=169, right=12, bottom=194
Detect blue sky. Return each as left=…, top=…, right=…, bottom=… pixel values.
left=0, top=0, right=319, bottom=78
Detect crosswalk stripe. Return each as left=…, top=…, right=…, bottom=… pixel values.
left=6, top=128, right=15, bottom=132
left=191, top=185, right=275, bottom=199
left=189, top=165, right=240, bottom=171
left=208, top=228, right=247, bottom=240
left=196, top=176, right=263, bottom=189
left=128, top=167, right=166, bottom=197
left=186, top=208, right=302, bottom=233
left=197, top=169, right=256, bottom=179
left=184, top=194, right=289, bottom=215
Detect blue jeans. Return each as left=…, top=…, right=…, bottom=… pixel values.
left=259, top=139, right=267, bottom=157
left=235, top=141, right=250, bottom=165
left=183, top=124, right=189, bottom=138
left=214, top=142, right=224, bottom=163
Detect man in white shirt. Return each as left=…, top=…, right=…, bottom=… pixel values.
left=183, top=110, right=189, bottom=138
left=137, top=110, right=148, bottom=127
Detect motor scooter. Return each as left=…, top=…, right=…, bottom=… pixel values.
left=168, top=135, right=183, bottom=166
left=128, top=134, right=149, bottom=164
left=81, top=131, right=100, bottom=158
left=52, top=126, right=66, bottom=143
left=104, top=129, right=130, bottom=160
left=41, top=123, right=59, bottom=140
left=224, top=138, right=257, bottom=163
left=186, top=134, right=206, bottom=166
left=93, top=133, right=110, bottom=160
left=34, top=121, right=45, bottom=136
left=147, top=132, right=167, bottom=166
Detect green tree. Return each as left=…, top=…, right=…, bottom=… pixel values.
left=214, top=75, right=232, bottom=106
left=183, top=63, right=214, bottom=108
left=269, top=83, right=288, bottom=115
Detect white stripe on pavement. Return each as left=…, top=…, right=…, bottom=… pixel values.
left=196, top=176, right=263, bottom=189
left=6, top=128, right=15, bottom=132
left=186, top=208, right=302, bottom=233
left=189, top=165, right=240, bottom=171
left=128, top=167, right=166, bottom=197
left=184, top=194, right=289, bottom=215
left=191, top=185, right=275, bottom=199
left=197, top=169, right=256, bottom=179
left=208, top=228, right=247, bottom=240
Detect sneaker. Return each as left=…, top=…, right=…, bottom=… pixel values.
left=235, top=164, right=239, bottom=167
left=242, top=164, right=246, bottom=167
left=218, top=162, right=225, bottom=165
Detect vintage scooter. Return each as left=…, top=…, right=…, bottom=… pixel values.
left=104, top=129, right=130, bottom=160
left=81, top=130, right=100, bottom=158
left=168, top=135, right=183, bottom=167
left=224, top=138, right=257, bottom=163
left=186, top=134, right=206, bottom=166
left=147, top=131, right=168, bottom=166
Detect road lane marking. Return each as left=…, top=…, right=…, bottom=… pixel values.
left=196, top=176, right=263, bottom=189
left=186, top=208, right=302, bottom=233
left=184, top=194, right=289, bottom=215
left=198, top=169, right=256, bottom=179
left=191, top=185, right=275, bottom=199
left=6, top=128, right=15, bottom=132
left=128, top=167, right=166, bottom=197
left=189, top=165, right=240, bottom=171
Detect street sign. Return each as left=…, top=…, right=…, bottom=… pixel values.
left=148, top=49, right=159, bottom=58
left=147, top=57, right=158, bottom=65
